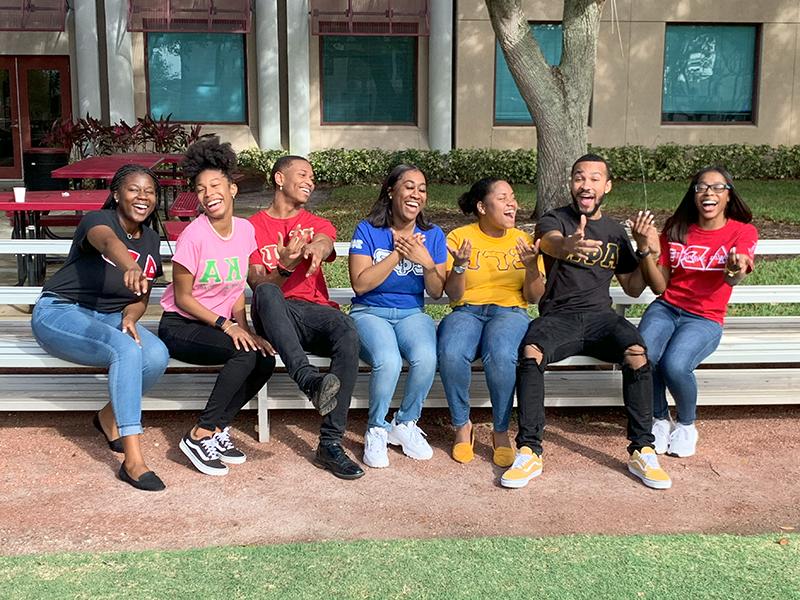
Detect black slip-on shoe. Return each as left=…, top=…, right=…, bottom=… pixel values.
left=312, top=443, right=365, bottom=480
left=93, top=412, right=124, bottom=453
left=118, top=464, right=166, bottom=492
left=308, top=373, right=340, bottom=416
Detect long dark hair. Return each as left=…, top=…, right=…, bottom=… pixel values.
left=182, top=136, right=237, bottom=185
left=101, top=164, right=161, bottom=231
left=366, top=164, right=433, bottom=231
left=663, top=166, right=753, bottom=244
left=457, top=177, right=500, bottom=216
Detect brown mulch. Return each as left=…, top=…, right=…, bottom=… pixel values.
left=1, top=405, right=798, bottom=557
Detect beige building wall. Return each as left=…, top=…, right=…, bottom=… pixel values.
left=456, top=0, right=800, bottom=149
left=308, top=34, right=430, bottom=150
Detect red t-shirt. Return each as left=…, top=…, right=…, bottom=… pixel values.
left=658, top=219, right=758, bottom=324
left=248, top=209, right=338, bottom=308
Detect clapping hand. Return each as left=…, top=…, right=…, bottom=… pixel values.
left=447, top=239, right=472, bottom=268
left=516, top=237, right=541, bottom=271
left=626, top=210, right=660, bottom=255
left=394, top=231, right=434, bottom=270
left=276, top=225, right=305, bottom=271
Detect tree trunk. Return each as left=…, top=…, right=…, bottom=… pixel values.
left=485, top=0, right=605, bottom=218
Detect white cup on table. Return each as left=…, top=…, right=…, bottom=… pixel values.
left=13, top=187, right=25, bottom=203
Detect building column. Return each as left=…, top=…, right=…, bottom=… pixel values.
left=428, top=1, right=453, bottom=152
left=73, top=0, right=102, bottom=118
left=104, top=0, right=136, bottom=124
left=286, top=0, right=310, bottom=156
left=255, top=0, right=282, bottom=149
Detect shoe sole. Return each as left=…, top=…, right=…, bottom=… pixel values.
left=500, top=467, right=542, bottom=489
left=666, top=449, right=695, bottom=458
left=218, top=454, right=247, bottom=465
left=387, top=437, right=432, bottom=461
left=627, top=465, right=672, bottom=489
left=363, top=455, right=389, bottom=468
left=312, top=457, right=365, bottom=480
left=179, top=439, right=229, bottom=476
left=312, top=374, right=340, bottom=417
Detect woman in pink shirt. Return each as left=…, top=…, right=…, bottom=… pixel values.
left=159, top=138, right=275, bottom=476
left=634, top=166, right=757, bottom=458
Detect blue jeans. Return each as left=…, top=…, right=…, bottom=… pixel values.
left=31, top=294, right=170, bottom=437
left=437, top=304, right=530, bottom=431
left=350, top=304, right=437, bottom=430
left=639, top=299, right=723, bottom=425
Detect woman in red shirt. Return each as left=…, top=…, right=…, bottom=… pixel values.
left=633, top=166, right=757, bottom=457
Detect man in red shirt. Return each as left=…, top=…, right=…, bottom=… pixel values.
left=247, top=156, right=363, bottom=480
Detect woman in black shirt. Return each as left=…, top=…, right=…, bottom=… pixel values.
left=31, top=165, right=170, bottom=491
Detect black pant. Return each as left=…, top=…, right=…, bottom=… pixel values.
left=251, top=283, right=360, bottom=444
left=515, top=310, right=655, bottom=455
left=159, top=311, right=275, bottom=431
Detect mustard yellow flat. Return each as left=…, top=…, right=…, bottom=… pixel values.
left=492, top=445, right=515, bottom=468
left=451, top=429, right=475, bottom=463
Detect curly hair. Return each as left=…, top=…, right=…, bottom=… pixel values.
left=101, top=164, right=160, bottom=231
left=181, top=136, right=237, bottom=184
left=457, top=178, right=501, bottom=216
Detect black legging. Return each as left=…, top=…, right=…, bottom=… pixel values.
left=159, top=311, right=275, bottom=431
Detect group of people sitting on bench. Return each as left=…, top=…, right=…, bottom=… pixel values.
left=30, top=138, right=758, bottom=492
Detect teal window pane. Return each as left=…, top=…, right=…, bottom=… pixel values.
left=147, top=33, right=246, bottom=123
left=495, top=23, right=562, bottom=124
left=662, top=25, right=757, bottom=123
left=322, top=36, right=416, bottom=124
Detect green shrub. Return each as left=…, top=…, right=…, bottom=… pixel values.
left=237, top=144, right=800, bottom=185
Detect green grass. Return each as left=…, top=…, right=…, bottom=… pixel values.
left=1, top=534, right=796, bottom=599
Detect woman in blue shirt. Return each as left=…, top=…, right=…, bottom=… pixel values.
left=349, top=165, right=447, bottom=468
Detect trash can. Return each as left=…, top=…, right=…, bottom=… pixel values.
left=23, top=151, right=69, bottom=191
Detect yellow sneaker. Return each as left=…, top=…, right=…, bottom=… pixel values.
left=500, top=447, right=542, bottom=488
left=628, top=447, right=672, bottom=489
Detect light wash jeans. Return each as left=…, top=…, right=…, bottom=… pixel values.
left=639, top=299, right=723, bottom=425
left=31, top=293, right=170, bottom=437
left=437, top=304, right=530, bottom=431
left=350, top=304, right=437, bottom=430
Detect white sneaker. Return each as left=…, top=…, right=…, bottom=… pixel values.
left=667, top=423, right=698, bottom=457
left=387, top=419, right=433, bottom=460
left=363, top=427, right=389, bottom=468
left=652, top=418, right=673, bottom=454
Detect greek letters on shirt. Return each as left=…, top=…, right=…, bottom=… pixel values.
left=101, top=249, right=159, bottom=280
left=258, top=226, right=315, bottom=269
left=668, top=240, right=757, bottom=271
left=564, top=243, right=620, bottom=270
left=372, top=248, right=423, bottom=276
left=194, top=257, right=245, bottom=294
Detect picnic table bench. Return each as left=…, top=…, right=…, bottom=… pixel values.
left=0, top=239, right=799, bottom=442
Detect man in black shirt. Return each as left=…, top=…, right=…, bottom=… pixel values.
left=501, top=154, right=671, bottom=490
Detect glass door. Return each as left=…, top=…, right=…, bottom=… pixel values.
left=18, top=56, right=72, bottom=152
left=0, top=57, right=21, bottom=179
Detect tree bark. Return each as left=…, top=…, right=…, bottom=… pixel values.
left=485, top=0, right=605, bottom=218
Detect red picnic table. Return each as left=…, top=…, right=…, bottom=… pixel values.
left=0, top=190, right=109, bottom=285
left=49, top=153, right=180, bottom=183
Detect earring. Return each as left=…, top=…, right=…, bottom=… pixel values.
left=279, top=185, right=283, bottom=191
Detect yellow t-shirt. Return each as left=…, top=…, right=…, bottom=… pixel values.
left=446, top=223, right=540, bottom=308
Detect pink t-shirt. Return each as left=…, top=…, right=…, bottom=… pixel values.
left=658, top=219, right=758, bottom=324
left=248, top=209, right=338, bottom=308
left=161, top=214, right=256, bottom=320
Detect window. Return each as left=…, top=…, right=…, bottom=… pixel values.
left=494, top=23, right=562, bottom=125
left=321, top=36, right=416, bottom=124
left=146, top=32, right=246, bottom=123
left=662, top=24, right=758, bottom=123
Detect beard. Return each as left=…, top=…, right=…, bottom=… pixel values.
left=571, top=192, right=605, bottom=218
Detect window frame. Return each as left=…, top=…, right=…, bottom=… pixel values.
left=660, top=22, right=761, bottom=126
left=318, top=34, right=419, bottom=126
left=144, top=31, right=249, bottom=125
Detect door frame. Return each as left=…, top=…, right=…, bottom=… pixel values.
left=0, top=56, right=22, bottom=179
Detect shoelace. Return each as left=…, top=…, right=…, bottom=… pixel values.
left=511, top=452, right=534, bottom=469
left=366, top=428, right=386, bottom=448
left=405, top=422, right=428, bottom=443
left=214, top=429, right=234, bottom=452
left=640, top=452, right=661, bottom=469
left=200, top=437, right=221, bottom=460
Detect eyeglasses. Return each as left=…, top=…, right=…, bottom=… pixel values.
left=694, top=183, right=731, bottom=193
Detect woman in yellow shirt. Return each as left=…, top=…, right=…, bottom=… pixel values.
left=438, top=178, right=544, bottom=467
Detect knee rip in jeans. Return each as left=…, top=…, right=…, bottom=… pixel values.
left=623, top=345, right=648, bottom=370
left=522, top=343, right=544, bottom=365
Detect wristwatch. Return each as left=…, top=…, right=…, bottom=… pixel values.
left=276, top=265, right=294, bottom=277
left=634, top=249, right=652, bottom=260
left=452, top=264, right=467, bottom=274
left=214, top=315, right=227, bottom=330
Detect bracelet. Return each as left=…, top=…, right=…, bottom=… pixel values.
left=222, top=321, right=239, bottom=333
left=725, top=269, right=740, bottom=278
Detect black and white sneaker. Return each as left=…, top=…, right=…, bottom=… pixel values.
left=213, top=427, right=246, bottom=464
left=179, top=432, right=229, bottom=476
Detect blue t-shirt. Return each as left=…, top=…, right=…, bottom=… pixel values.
left=349, top=220, right=447, bottom=308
